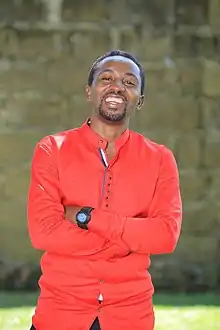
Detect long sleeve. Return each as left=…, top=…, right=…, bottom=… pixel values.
left=27, top=136, right=108, bottom=256
left=89, top=147, right=182, bottom=255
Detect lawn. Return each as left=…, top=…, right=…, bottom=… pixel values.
left=0, top=292, right=219, bottom=329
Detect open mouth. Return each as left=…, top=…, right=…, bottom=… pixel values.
left=103, top=94, right=126, bottom=107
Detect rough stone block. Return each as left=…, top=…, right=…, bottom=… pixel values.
left=0, top=60, right=87, bottom=96
left=0, top=29, right=19, bottom=57
left=159, top=66, right=181, bottom=94
left=107, top=0, right=135, bottom=24
left=17, top=31, right=65, bottom=60
left=67, top=95, right=89, bottom=129
left=62, top=0, right=174, bottom=26
left=217, top=201, right=220, bottom=227
left=62, top=0, right=108, bottom=21
left=0, top=199, right=27, bottom=234
left=0, top=90, right=41, bottom=131
left=0, top=65, right=47, bottom=92
left=126, top=0, right=175, bottom=26
left=175, top=133, right=202, bottom=169
left=182, top=201, right=218, bottom=234
left=1, top=90, right=70, bottom=131
left=143, top=69, right=165, bottom=92
left=176, top=59, right=202, bottom=94
left=135, top=93, right=178, bottom=131
left=209, top=0, right=220, bottom=27
left=69, top=30, right=111, bottom=63
left=0, top=199, right=34, bottom=262
left=202, top=60, right=220, bottom=97
left=174, top=36, right=198, bottom=57
left=209, top=169, right=220, bottom=201
left=4, top=165, right=30, bottom=201
left=143, top=67, right=181, bottom=95
left=204, top=140, right=220, bottom=168
left=121, top=27, right=172, bottom=61
left=196, top=37, right=217, bottom=58
left=0, top=0, right=43, bottom=22
left=173, top=95, right=201, bottom=131
left=180, top=170, right=210, bottom=202
left=174, top=36, right=217, bottom=59
left=0, top=224, right=38, bottom=262
left=21, top=93, right=70, bottom=130
left=0, top=171, right=5, bottom=199
left=175, top=235, right=218, bottom=263
left=46, top=60, right=89, bottom=94
left=135, top=93, right=200, bottom=133
left=201, top=96, right=220, bottom=130
left=0, top=132, right=44, bottom=165
left=139, top=129, right=177, bottom=152
left=175, top=0, right=209, bottom=25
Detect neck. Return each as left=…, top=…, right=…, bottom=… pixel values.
left=89, top=116, right=129, bottom=142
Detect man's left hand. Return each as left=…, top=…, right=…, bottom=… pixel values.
left=64, top=205, right=81, bottom=224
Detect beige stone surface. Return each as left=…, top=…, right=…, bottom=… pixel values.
left=0, top=0, right=220, bottom=290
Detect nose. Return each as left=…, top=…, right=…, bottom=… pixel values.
left=110, top=79, right=125, bottom=93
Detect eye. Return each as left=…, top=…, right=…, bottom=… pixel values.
left=101, top=76, right=112, bottom=81
left=124, top=79, right=136, bottom=86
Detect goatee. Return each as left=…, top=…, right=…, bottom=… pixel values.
left=98, top=100, right=127, bottom=123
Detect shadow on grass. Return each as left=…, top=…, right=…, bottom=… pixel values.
left=153, top=293, right=220, bottom=307
left=0, top=292, right=38, bottom=308
left=0, top=292, right=219, bottom=309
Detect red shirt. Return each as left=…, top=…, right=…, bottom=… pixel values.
left=28, top=121, right=182, bottom=330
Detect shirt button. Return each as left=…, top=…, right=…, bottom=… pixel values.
left=105, top=204, right=108, bottom=208
left=100, top=279, right=104, bottom=283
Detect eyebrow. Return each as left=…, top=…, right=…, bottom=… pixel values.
left=98, top=69, right=138, bottom=80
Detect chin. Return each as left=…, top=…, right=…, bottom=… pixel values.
left=99, top=110, right=126, bottom=123
left=98, top=105, right=127, bottom=123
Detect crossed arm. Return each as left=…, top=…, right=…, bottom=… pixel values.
left=27, top=137, right=109, bottom=256
left=28, top=137, right=182, bottom=256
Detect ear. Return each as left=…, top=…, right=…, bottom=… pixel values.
left=136, top=95, right=144, bottom=111
left=85, top=85, right=92, bottom=102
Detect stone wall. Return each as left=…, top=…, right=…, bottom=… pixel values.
left=0, top=0, right=220, bottom=291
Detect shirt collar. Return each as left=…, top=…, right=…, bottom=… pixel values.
left=79, top=118, right=130, bottom=151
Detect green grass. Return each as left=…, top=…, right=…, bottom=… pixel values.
left=153, top=294, right=220, bottom=330
left=0, top=292, right=219, bottom=329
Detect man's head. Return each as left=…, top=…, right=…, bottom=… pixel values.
left=86, top=50, right=145, bottom=124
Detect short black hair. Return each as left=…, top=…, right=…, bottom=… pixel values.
left=88, top=50, right=145, bottom=95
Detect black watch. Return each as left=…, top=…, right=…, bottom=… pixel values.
left=76, top=207, right=94, bottom=230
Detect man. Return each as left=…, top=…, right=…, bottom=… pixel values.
left=28, top=50, right=182, bottom=330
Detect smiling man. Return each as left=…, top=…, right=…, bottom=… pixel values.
left=28, top=50, right=182, bottom=330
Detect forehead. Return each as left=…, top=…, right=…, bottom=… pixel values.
left=96, top=56, right=141, bottom=78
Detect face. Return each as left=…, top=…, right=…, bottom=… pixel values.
left=86, top=56, right=144, bottom=124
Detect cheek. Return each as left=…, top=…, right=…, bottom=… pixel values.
left=90, top=91, right=100, bottom=104
left=91, top=87, right=103, bottom=101
left=129, top=91, right=140, bottom=105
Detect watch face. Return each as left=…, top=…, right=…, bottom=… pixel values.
left=77, top=212, right=87, bottom=223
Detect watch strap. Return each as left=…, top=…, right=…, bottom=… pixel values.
left=80, top=207, right=94, bottom=215
left=76, top=206, right=94, bottom=230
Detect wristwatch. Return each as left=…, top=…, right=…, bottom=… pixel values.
left=76, top=207, right=94, bottom=230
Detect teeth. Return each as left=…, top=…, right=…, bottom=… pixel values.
left=105, top=96, right=123, bottom=104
